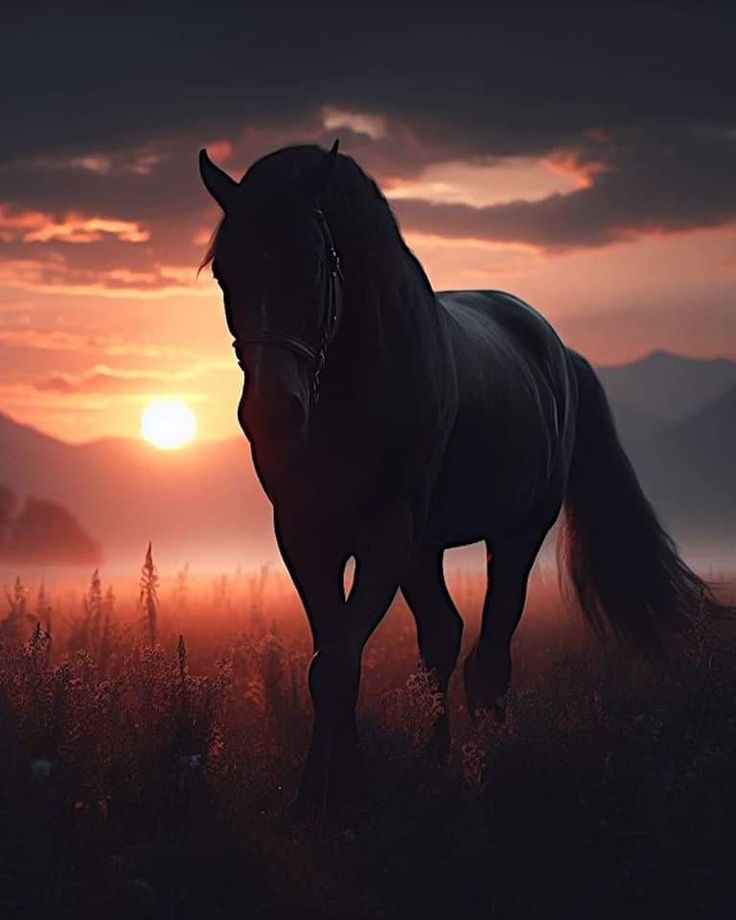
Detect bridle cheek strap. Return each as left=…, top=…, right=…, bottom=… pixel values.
left=232, top=208, right=344, bottom=404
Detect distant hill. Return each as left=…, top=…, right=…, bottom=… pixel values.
left=598, top=350, right=736, bottom=426
left=630, top=383, right=736, bottom=544
left=0, top=351, right=734, bottom=569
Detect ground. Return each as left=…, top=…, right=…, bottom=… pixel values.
left=0, top=562, right=734, bottom=919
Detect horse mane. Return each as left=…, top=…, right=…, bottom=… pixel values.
left=200, top=145, right=434, bottom=299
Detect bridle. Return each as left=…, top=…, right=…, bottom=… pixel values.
left=230, top=207, right=344, bottom=404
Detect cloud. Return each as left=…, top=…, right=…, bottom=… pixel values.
left=0, top=205, right=149, bottom=244
left=23, top=215, right=149, bottom=244
left=322, top=107, right=387, bottom=141
left=2, top=5, right=730, bottom=162
left=35, top=364, right=197, bottom=395
left=0, top=3, right=730, bottom=303
left=391, top=132, right=736, bottom=251
left=0, top=327, right=195, bottom=359
left=2, top=108, right=733, bottom=270
left=0, top=257, right=204, bottom=299
left=32, top=144, right=167, bottom=178
left=70, top=155, right=112, bottom=175
left=384, top=154, right=588, bottom=208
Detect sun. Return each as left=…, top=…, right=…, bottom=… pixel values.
left=141, top=399, right=197, bottom=450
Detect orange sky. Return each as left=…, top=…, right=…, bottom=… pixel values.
left=1, top=114, right=734, bottom=444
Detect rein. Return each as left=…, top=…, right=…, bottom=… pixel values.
left=232, top=207, right=344, bottom=403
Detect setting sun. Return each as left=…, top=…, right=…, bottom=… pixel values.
left=141, top=399, right=196, bottom=450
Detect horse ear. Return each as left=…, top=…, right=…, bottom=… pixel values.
left=315, top=139, right=340, bottom=204
left=199, top=149, right=237, bottom=212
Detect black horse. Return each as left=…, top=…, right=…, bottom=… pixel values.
left=199, top=141, right=726, bottom=811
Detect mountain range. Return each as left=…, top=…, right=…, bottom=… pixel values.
left=1, top=351, right=734, bottom=571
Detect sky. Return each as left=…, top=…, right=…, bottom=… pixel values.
left=0, top=2, right=734, bottom=443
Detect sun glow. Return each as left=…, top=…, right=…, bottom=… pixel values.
left=141, top=399, right=196, bottom=449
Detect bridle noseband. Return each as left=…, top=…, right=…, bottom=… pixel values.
left=231, top=208, right=344, bottom=404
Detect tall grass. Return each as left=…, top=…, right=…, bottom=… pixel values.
left=0, top=547, right=734, bottom=918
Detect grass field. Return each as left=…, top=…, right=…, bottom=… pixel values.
left=1, top=554, right=734, bottom=919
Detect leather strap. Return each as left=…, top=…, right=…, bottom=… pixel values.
left=232, top=207, right=344, bottom=403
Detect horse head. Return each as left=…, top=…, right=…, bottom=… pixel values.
left=199, top=143, right=343, bottom=476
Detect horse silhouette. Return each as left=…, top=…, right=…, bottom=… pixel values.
left=199, top=141, right=728, bottom=813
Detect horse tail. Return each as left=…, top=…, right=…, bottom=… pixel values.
left=559, top=350, right=729, bottom=654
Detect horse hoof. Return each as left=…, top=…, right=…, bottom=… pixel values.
left=292, top=780, right=371, bottom=824
left=463, top=646, right=511, bottom=722
left=292, top=782, right=329, bottom=823
left=293, top=740, right=368, bottom=822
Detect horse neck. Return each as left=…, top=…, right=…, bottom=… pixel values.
left=330, top=232, right=454, bottom=416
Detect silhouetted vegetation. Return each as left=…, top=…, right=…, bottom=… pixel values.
left=0, top=549, right=734, bottom=918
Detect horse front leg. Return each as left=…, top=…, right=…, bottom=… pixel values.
left=302, top=567, right=407, bottom=813
left=401, top=544, right=464, bottom=758
left=277, top=506, right=412, bottom=815
left=274, top=515, right=348, bottom=811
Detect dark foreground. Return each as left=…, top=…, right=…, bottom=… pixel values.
left=0, top=565, right=734, bottom=919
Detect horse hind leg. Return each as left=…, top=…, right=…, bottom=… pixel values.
left=401, top=546, right=464, bottom=756
left=464, top=508, right=559, bottom=720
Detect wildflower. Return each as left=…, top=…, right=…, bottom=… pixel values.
left=179, top=753, right=203, bottom=771
left=139, top=542, right=159, bottom=646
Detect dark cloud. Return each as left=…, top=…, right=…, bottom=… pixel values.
left=0, top=1, right=733, bottom=269
left=2, top=3, right=733, bottom=159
